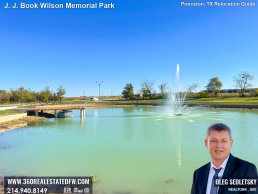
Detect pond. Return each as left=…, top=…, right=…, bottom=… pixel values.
left=1, top=107, right=258, bottom=194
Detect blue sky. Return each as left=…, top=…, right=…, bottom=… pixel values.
left=1, top=0, right=258, bottom=97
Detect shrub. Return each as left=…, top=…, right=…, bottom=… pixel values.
left=197, top=91, right=209, bottom=98
left=252, top=89, right=258, bottom=97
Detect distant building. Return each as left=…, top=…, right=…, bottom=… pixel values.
left=90, top=97, right=99, bottom=101
left=220, top=88, right=257, bottom=93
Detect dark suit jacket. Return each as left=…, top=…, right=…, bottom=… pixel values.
left=191, top=154, right=258, bottom=194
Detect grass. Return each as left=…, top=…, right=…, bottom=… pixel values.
left=0, top=110, right=21, bottom=116
left=58, top=98, right=165, bottom=105
left=56, top=97, right=258, bottom=106
left=102, top=98, right=165, bottom=103
left=186, top=97, right=258, bottom=105
left=96, top=97, right=258, bottom=105
left=88, top=97, right=258, bottom=106
left=2, top=96, right=258, bottom=108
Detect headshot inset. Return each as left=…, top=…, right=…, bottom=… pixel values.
left=191, top=123, right=258, bottom=194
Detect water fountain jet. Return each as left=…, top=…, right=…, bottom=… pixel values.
left=166, top=63, right=191, bottom=116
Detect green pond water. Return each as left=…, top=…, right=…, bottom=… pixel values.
left=1, top=107, right=258, bottom=194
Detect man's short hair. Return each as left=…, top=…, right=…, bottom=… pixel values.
left=206, top=123, right=232, bottom=139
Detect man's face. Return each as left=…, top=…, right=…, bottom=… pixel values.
left=205, top=130, right=233, bottom=164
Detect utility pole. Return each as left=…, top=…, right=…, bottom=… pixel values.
left=83, top=90, right=86, bottom=108
left=96, top=81, right=103, bottom=100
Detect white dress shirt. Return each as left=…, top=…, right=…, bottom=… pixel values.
left=206, top=156, right=229, bottom=194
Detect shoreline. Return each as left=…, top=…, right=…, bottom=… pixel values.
left=1, top=103, right=258, bottom=133
left=87, top=102, right=258, bottom=110
left=0, top=116, right=47, bottom=133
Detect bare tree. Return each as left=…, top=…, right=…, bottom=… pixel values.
left=192, top=83, right=199, bottom=93
left=186, top=83, right=199, bottom=97
left=141, top=80, right=155, bottom=99
left=158, top=82, right=168, bottom=95
left=233, top=72, right=254, bottom=96
left=187, top=83, right=199, bottom=93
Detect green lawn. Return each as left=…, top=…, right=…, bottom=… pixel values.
left=91, top=97, right=258, bottom=105
left=0, top=110, right=21, bottom=116
left=95, top=97, right=258, bottom=105
left=186, top=97, right=258, bottom=105
left=102, top=99, right=165, bottom=103
left=2, top=97, right=258, bottom=108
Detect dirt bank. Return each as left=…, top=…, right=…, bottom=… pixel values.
left=0, top=116, right=47, bottom=133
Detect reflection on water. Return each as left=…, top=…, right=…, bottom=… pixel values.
left=0, top=107, right=258, bottom=194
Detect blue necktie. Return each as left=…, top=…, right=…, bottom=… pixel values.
left=210, top=167, right=222, bottom=194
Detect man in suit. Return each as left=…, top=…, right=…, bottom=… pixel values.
left=191, top=123, right=258, bottom=194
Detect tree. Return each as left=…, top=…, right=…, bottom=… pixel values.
left=0, top=90, right=10, bottom=105
left=57, top=85, right=66, bottom=102
left=17, top=87, right=25, bottom=106
left=141, top=88, right=149, bottom=99
left=52, top=92, right=58, bottom=104
left=141, top=80, right=155, bottom=99
left=121, top=83, right=134, bottom=100
left=10, top=89, right=19, bottom=103
left=23, top=89, right=35, bottom=105
left=40, top=87, right=52, bottom=103
left=233, top=72, right=254, bottom=97
left=158, top=82, right=168, bottom=95
left=252, top=89, right=258, bottom=97
left=187, top=85, right=194, bottom=93
left=10, top=87, right=34, bottom=106
left=191, top=83, right=199, bottom=93
left=187, top=83, right=199, bottom=97
left=34, top=92, right=41, bottom=104
left=206, top=77, right=222, bottom=96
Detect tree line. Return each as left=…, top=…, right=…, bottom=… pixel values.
left=122, top=81, right=170, bottom=100
left=205, top=71, right=256, bottom=97
left=0, top=86, right=66, bottom=106
left=121, top=71, right=258, bottom=100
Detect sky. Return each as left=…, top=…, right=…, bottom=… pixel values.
left=0, top=0, right=258, bottom=97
